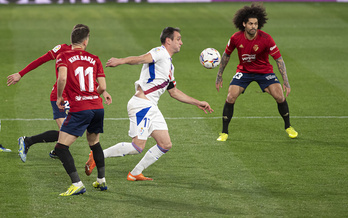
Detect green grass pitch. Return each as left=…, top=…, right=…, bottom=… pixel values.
left=0, top=2, right=348, bottom=217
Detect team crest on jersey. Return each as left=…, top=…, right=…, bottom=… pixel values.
left=52, top=45, right=62, bottom=53
left=253, top=45, right=259, bottom=52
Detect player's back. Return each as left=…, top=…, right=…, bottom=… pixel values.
left=56, top=49, right=105, bottom=112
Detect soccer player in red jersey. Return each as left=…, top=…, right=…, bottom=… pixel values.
left=6, top=25, right=111, bottom=162
left=55, top=24, right=107, bottom=196
left=215, top=3, right=298, bottom=141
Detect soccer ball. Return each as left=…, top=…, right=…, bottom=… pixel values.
left=199, top=48, right=221, bottom=69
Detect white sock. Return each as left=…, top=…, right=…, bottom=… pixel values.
left=103, top=142, right=141, bottom=158
left=97, top=177, right=106, bottom=184
left=130, top=145, right=166, bottom=176
left=72, top=181, right=84, bottom=187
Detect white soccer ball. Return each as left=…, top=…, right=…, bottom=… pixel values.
left=199, top=48, right=221, bottom=69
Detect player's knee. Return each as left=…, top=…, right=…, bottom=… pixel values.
left=274, top=96, right=285, bottom=103
left=131, top=142, right=144, bottom=154
left=158, top=142, right=172, bottom=151
left=132, top=138, right=147, bottom=151
left=226, top=94, right=237, bottom=104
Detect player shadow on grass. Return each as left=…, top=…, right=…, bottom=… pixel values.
left=118, top=191, right=234, bottom=216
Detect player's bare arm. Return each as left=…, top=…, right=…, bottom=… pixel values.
left=7, top=73, right=22, bottom=86
left=275, top=56, right=291, bottom=97
left=106, top=53, right=153, bottom=67
left=168, top=87, right=214, bottom=114
left=56, top=66, right=67, bottom=110
left=96, top=77, right=107, bottom=95
left=215, top=52, right=230, bottom=92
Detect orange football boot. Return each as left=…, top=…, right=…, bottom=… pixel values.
left=85, top=151, right=96, bottom=176
left=127, top=172, right=153, bottom=181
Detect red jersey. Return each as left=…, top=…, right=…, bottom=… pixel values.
left=18, top=43, right=72, bottom=101
left=49, top=44, right=72, bottom=101
left=56, top=49, right=105, bottom=113
left=225, top=30, right=281, bottom=74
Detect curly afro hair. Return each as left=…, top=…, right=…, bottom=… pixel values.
left=232, top=3, right=268, bottom=31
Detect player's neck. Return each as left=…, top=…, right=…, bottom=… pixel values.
left=163, top=44, right=174, bottom=57
left=72, top=45, right=85, bottom=50
left=245, top=31, right=257, bottom=40
left=72, top=42, right=86, bottom=51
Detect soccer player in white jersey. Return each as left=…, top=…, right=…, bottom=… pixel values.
left=85, top=27, right=214, bottom=181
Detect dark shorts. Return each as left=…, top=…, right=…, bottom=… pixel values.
left=230, top=72, right=280, bottom=92
left=51, top=101, right=70, bottom=120
left=60, top=109, right=104, bottom=137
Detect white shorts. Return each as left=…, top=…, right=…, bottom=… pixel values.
left=127, top=96, right=168, bottom=140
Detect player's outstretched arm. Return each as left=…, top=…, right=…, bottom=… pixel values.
left=106, top=53, right=153, bottom=68
left=7, top=53, right=53, bottom=86
left=275, top=56, right=291, bottom=97
left=168, top=87, right=214, bottom=114
left=215, top=52, right=230, bottom=92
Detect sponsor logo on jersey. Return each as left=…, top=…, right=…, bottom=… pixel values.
left=241, top=54, right=256, bottom=62
left=52, top=45, right=62, bottom=53
left=239, top=44, right=244, bottom=48
left=75, top=95, right=99, bottom=101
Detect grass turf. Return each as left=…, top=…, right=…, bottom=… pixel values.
left=0, top=2, right=348, bottom=217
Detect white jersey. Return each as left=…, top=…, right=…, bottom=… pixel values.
left=135, top=45, right=176, bottom=105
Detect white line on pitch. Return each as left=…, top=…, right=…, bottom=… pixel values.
left=0, top=116, right=347, bottom=121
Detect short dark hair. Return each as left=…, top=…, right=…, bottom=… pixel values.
left=233, top=3, right=268, bottom=31
left=73, top=24, right=86, bottom=30
left=160, top=27, right=180, bottom=44
left=71, top=24, right=90, bottom=44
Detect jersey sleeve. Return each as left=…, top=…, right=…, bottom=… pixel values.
left=48, top=44, right=69, bottom=59
left=148, top=47, right=163, bottom=63
left=225, top=35, right=237, bottom=55
left=18, top=44, right=70, bottom=77
left=96, top=57, right=105, bottom=78
left=268, top=36, right=281, bottom=60
left=55, top=53, right=68, bottom=69
left=18, top=52, right=54, bottom=77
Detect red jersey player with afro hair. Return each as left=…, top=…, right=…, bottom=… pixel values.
left=215, top=3, right=298, bottom=141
